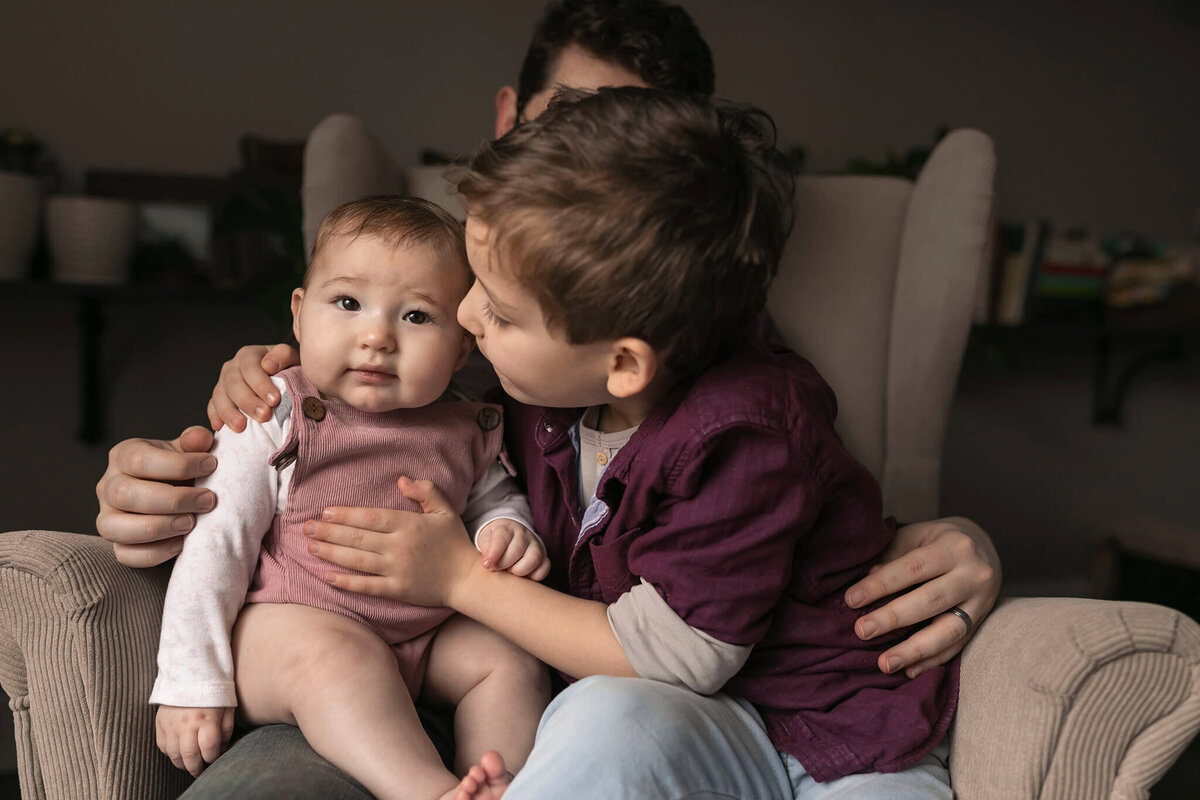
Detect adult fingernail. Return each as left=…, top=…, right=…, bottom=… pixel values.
left=859, top=620, right=878, bottom=639
left=846, top=589, right=864, bottom=608
left=197, top=492, right=216, bottom=512
left=908, top=666, right=926, bottom=679
left=307, top=541, right=318, bottom=555
left=200, top=456, right=217, bottom=474
left=885, top=656, right=902, bottom=674
left=173, top=515, right=194, bottom=532
left=267, top=392, right=279, bottom=404
left=255, top=406, right=268, bottom=421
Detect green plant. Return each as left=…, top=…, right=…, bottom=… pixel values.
left=843, top=125, right=950, bottom=180
left=0, top=128, right=51, bottom=175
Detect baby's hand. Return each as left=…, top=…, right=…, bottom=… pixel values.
left=476, top=519, right=550, bottom=581
left=155, top=705, right=235, bottom=777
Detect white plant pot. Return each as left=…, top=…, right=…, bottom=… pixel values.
left=0, top=171, right=42, bottom=281
left=46, top=195, right=137, bottom=285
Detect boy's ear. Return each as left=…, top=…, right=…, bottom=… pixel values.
left=494, top=86, right=518, bottom=139
left=605, top=338, right=658, bottom=399
left=290, top=288, right=305, bottom=344
left=454, top=330, right=475, bottom=372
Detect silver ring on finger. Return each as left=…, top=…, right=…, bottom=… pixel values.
left=946, top=605, right=973, bottom=637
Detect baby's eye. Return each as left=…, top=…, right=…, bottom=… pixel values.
left=335, top=297, right=360, bottom=311
left=403, top=310, right=430, bottom=325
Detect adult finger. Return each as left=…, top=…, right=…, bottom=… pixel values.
left=112, top=538, right=186, bottom=568
left=107, top=438, right=218, bottom=486
left=844, top=544, right=956, bottom=610
left=852, top=571, right=968, bottom=641
left=874, top=610, right=974, bottom=677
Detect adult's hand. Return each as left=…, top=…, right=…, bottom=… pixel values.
left=207, top=343, right=299, bottom=432
left=96, top=426, right=218, bottom=567
left=844, top=516, right=1001, bottom=678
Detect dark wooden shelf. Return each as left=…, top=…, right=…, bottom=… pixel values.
left=1, top=278, right=261, bottom=443
left=971, top=284, right=1200, bottom=427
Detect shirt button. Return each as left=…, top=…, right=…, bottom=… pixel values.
left=596, top=452, right=608, bottom=466
left=302, top=397, right=325, bottom=421
left=543, top=423, right=554, bottom=433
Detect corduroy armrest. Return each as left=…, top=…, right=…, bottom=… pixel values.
left=0, top=530, right=191, bottom=800
left=952, top=597, right=1200, bottom=799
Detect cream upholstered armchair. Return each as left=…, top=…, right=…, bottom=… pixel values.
left=2, top=116, right=1198, bottom=800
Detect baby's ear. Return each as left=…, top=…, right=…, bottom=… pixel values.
left=605, top=338, right=658, bottom=399
left=289, top=288, right=305, bottom=344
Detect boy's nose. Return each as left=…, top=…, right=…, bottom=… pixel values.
left=458, top=285, right=482, bottom=337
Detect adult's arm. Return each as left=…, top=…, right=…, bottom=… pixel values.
left=844, top=516, right=1001, bottom=677
left=94, top=344, right=298, bottom=568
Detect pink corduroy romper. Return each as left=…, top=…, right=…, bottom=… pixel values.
left=245, top=367, right=504, bottom=693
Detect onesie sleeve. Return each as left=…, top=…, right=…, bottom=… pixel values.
left=149, top=380, right=289, bottom=708
left=463, top=459, right=540, bottom=548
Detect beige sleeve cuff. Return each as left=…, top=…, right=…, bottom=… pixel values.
left=607, top=579, right=751, bottom=695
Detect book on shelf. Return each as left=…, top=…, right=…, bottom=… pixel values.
left=989, top=221, right=1110, bottom=326
left=993, top=218, right=1049, bottom=325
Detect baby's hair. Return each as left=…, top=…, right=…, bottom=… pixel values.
left=307, top=195, right=467, bottom=286
left=456, top=87, right=795, bottom=377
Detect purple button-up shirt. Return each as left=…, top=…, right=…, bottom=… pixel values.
left=500, top=321, right=958, bottom=782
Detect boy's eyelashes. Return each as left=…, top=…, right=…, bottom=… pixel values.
left=481, top=302, right=510, bottom=328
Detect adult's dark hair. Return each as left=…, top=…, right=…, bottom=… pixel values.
left=516, top=0, right=715, bottom=118
left=457, top=88, right=795, bottom=378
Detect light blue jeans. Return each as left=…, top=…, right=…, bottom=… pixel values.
left=505, top=676, right=953, bottom=800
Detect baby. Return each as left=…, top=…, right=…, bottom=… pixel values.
left=151, top=196, right=550, bottom=800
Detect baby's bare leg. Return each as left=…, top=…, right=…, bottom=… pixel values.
left=421, top=615, right=550, bottom=777
left=233, top=603, right=458, bottom=800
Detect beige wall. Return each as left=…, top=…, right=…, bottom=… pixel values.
left=2, top=0, right=1198, bottom=238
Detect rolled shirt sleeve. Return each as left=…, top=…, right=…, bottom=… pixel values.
left=607, top=578, right=751, bottom=694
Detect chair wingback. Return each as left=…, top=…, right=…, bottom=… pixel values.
left=767, top=129, right=996, bottom=520
left=884, top=129, right=996, bottom=521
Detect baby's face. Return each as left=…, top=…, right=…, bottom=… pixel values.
left=291, top=234, right=473, bottom=412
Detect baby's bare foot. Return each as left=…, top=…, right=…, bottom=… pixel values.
left=449, top=751, right=511, bottom=800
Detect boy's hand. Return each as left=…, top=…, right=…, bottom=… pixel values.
left=96, top=426, right=218, bottom=567
left=844, top=516, right=1001, bottom=678
left=155, top=705, right=235, bottom=777
left=207, top=343, right=299, bottom=433
left=305, top=477, right=482, bottom=609
left=476, top=519, right=550, bottom=581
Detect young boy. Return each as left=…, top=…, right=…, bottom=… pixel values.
left=301, top=89, right=958, bottom=799
left=152, top=197, right=550, bottom=800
